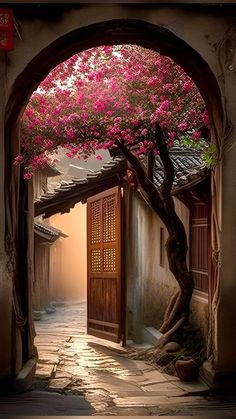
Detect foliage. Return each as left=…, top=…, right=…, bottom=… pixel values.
left=202, top=144, right=217, bottom=168
left=16, top=44, right=209, bottom=179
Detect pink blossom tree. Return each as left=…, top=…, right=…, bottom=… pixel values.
left=18, top=45, right=209, bottom=341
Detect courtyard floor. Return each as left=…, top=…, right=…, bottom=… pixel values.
left=1, top=300, right=236, bottom=416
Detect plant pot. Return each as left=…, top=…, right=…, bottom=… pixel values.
left=175, top=358, right=199, bottom=382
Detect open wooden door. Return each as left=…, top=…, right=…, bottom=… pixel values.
left=87, top=186, right=122, bottom=343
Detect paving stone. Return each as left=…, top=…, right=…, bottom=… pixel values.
left=63, top=365, right=87, bottom=376
left=54, top=370, right=75, bottom=379
left=49, top=377, right=73, bottom=389
left=138, top=368, right=170, bottom=385
left=95, top=375, right=141, bottom=392
left=35, top=364, right=55, bottom=379
left=114, top=395, right=170, bottom=406
left=174, top=377, right=210, bottom=394
left=140, top=382, right=184, bottom=393
left=114, top=389, right=185, bottom=397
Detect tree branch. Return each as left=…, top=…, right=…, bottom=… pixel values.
left=115, top=140, right=147, bottom=179
left=115, top=140, right=168, bottom=223
left=147, top=151, right=155, bottom=181
left=154, top=122, right=175, bottom=200
left=157, top=313, right=186, bottom=349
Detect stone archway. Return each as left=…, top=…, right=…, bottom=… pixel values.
left=3, top=15, right=223, bottom=387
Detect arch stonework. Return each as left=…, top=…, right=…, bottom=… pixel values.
left=0, top=4, right=236, bottom=389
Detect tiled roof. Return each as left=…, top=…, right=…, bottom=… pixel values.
left=154, top=147, right=209, bottom=193
left=39, top=162, right=62, bottom=177
left=34, top=221, right=67, bottom=242
left=35, top=156, right=127, bottom=218
left=34, top=148, right=209, bottom=218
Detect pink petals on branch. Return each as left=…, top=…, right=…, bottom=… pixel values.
left=20, top=44, right=208, bottom=177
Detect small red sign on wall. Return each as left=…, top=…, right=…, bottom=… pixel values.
left=0, top=9, right=13, bottom=51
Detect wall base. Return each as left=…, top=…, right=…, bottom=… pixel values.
left=200, top=361, right=236, bottom=393
left=142, top=327, right=163, bottom=345
left=0, top=358, right=36, bottom=394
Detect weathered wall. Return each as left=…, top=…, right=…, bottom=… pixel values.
left=190, top=295, right=209, bottom=341
left=49, top=203, right=87, bottom=301
left=5, top=5, right=231, bottom=96
left=0, top=54, right=12, bottom=380
left=33, top=236, right=50, bottom=309
left=126, top=189, right=208, bottom=343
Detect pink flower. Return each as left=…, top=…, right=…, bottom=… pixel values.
left=202, top=111, right=209, bottom=125
left=35, top=135, right=43, bottom=145
left=150, top=95, right=157, bottom=104
left=178, top=122, right=188, bottom=132
left=94, top=99, right=107, bottom=112
left=103, top=46, right=112, bottom=54
left=13, top=155, right=23, bottom=165
left=159, top=121, right=168, bottom=129
left=169, top=131, right=177, bottom=140
left=76, top=93, right=84, bottom=104
left=66, top=152, right=75, bottom=158
left=162, top=83, right=173, bottom=93
left=147, top=76, right=159, bottom=87
left=182, top=81, right=193, bottom=92
left=96, top=154, right=103, bottom=160
left=23, top=172, right=33, bottom=180
left=160, top=100, right=170, bottom=111
left=66, top=128, right=76, bottom=140
left=140, top=128, right=148, bottom=136
left=44, top=140, right=54, bottom=149
left=192, top=131, right=201, bottom=140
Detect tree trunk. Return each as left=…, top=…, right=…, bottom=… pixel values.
left=115, top=124, right=195, bottom=339
left=159, top=233, right=194, bottom=334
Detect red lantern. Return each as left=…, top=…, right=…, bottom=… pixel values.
left=0, top=9, right=13, bottom=51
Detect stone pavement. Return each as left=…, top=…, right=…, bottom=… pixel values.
left=1, top=300, right=236, bottom=416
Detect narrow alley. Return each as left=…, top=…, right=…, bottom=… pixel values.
left=2, top=300, right=236, bottom=416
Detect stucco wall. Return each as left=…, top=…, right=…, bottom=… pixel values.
left=5, top=5, right=231, bottom=94
left=33, top=236, right=50, bottom=309
left=0, top=54, right=12, bottom=379
left=126, top=189, right=208, bottom=343
left=191, top=294, right=209, bottom=341
left=49, top=202, right=87, bottom=301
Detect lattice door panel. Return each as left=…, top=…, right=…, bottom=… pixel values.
left=90, top=200, right=101, bottom=244
left=102, top=195, right=116, bottom=243
left=87, top=187, right=122, bottom=343
left=90, top=249, right=102, bottom=273
left=103, top=247, right=117, bottom=272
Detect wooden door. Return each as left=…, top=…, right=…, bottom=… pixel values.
left=87, top=186, right=122, bottom=342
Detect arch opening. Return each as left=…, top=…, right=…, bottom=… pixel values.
left=4, top=17, right=223, bottom=380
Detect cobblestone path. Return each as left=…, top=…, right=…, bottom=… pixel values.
left=33, top=300, right=236, bottom=416
left=2, top=301, right=236, bottom=415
